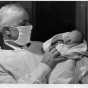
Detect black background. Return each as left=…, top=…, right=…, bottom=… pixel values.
left=32, top=1, right=76, bottom=42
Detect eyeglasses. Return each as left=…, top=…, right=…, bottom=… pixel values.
left=1, top=26, right=19, bottom=40
left=18, top=20, right=30, bottom=26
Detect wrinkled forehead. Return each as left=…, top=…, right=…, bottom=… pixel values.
left=1, top=16, right=29, bottom=27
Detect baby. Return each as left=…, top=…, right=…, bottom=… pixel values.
left=43, top=30, right=86, bottom=55
left=43, top=30, right=87, bottom=83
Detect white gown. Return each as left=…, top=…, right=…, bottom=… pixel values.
left=0, top=43, right=43, bottom=83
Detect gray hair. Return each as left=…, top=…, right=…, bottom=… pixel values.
left=0, top=4, right=29, bottom=26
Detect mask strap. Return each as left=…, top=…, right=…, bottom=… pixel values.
left=5, top=41, right=23, bottom=50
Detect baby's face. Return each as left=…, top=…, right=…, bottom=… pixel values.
left=63, top=31, right=80, bottom=45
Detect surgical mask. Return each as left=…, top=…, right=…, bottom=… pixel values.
left=2, top=25, right=32, bottom=46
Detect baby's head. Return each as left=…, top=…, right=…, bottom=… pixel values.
left=63, top=30, right=84, bottom=45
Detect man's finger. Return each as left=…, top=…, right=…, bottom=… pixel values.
left=53, top=50, right=60, bottom=58
left=50, top=47, right=57, bottom=53
left=49, top=45, right=56, bottom=52
left=50, top=48, right=60, bottom=58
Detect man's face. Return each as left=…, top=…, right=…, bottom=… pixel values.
left=3, top=25, right=32, bottom=45
left=2, top=6, right=30, bottom=33
left=2, top=17, right=30, bottom=40
left=0, top=7, right=32, bottom=45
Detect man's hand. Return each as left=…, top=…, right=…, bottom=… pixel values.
left=41, top=45, right=61, bottom=69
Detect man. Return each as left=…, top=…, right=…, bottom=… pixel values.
left=0, top=3, right=63, bottom=83
left=0, top=4, right=42, bottom=83
left=0, top=3, right=54, bottom=83
left=0, top=4, right=43, bottom=54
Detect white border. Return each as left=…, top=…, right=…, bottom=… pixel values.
left=0, top=84, right=87, bottom=88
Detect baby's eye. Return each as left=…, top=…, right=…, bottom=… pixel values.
left=64, top=39, right=72, bottom=44
left=51, top=40, right=63, bottom=46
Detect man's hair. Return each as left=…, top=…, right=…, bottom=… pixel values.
left=0, top=4, right=29, bottom=26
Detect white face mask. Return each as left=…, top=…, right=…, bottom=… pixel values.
left=4, top=25, right=32, bottom=45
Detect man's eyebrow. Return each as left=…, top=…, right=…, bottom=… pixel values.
left=18, top=20, right=29, bottom=26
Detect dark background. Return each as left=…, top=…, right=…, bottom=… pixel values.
left=0, top=1, right=76, bottom=42
left=32, top=1, right=76, bottom=42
